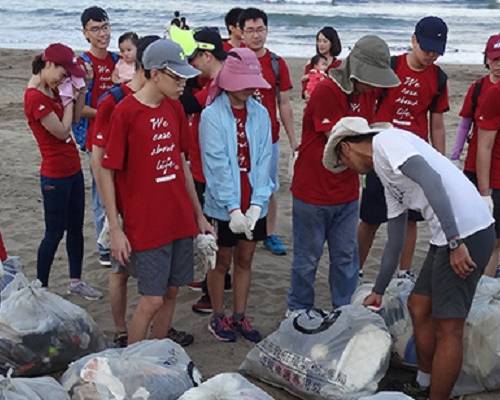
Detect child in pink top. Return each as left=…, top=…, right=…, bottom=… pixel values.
left=112, top=32, right=138, bottom=83
left=304, top=54, right=328, bottom=100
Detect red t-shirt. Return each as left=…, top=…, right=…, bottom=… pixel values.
left=93, top=83, right=133, bottom=149
left=302, top=58, right=341, bottom=97
left=232, top=106, right=252, bottom=212
left=82, top=52, right=117, bottom=150
left=375, top=54, right=449, bottom=141
left=24, top=88, right=81, bottom=178
left=102, top=95, right=197, bottom=251
left=477, top=84, right=500, bottom=188
left=255, top=50, right=293, bottom=143
left=0, top=230, right=7, bottom=262
left=291, top=78, right=378, bottom=205
left=459, top=75, right=495, bottom=172
left=187, top=80, right=211, bottom=183
left=222, top=39, right=245, bottom=52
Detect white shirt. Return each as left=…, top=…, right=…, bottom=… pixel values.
left=373, top=128, right=494, bottom=246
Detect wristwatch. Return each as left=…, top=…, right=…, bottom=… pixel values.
left=448, top=238, right=463, bottom=251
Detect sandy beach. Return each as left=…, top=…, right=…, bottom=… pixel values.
left=0, top=47, right=497, bottom=399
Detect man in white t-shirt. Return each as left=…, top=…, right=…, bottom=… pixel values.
left=323, top=117, right=495, bottom=400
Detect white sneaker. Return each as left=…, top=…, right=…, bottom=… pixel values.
left=68, top=281, right=103, bottom=300
left=285, top=308, right=307, bottom=319
left=397, top=270, right=416, bottom=280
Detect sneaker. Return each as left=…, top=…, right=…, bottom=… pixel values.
left=167, top=327, right=194, bottom=347
left=224, top=273, right=232, bottom=292
left=113, top=332, right=128, bottom=348
left=67, top=281, right=103, bottom=300
left=208, top=315, right=236, bottom=342
left=99, top=253, right=111, bottom=267
left=231, top=316, right=262, bottom=343
left=264, top=235, right=287, bottom=256
left=187, top=281, right=203, bottom=291
left=285, top=308, right=307, bottom=319
left=397, top=270, right=416, bottom=280
left=401, top=381, right=430, bottom=400
left=192, top=294, right=213, bottom=314
left=495, top=266, right=500, bottom=279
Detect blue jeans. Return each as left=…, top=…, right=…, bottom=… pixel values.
left=90, top=166, right=109, bottom=256
left=287, top=197, right=359, bottom=310
left=37, top=171, right=85, bottom=286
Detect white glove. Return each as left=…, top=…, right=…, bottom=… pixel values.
left=229, top=209, right=253, bottom=240
left=482, top=195, right=494, bottom=214
left=245, top=205, right=262, bottom=231
left=451, top=159, right=461, bottom=168
left=97, top=217, right=111, bottom=249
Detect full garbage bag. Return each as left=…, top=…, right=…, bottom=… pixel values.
left=0, top=256, right=23, bottom=301
left=62, top=339, right=202, bottom=400
left=179, top=372, right=273, bottom=399
left=0, top=372, right=69, bottom=399
left=359, top=392, right=413, bottom=400
left=0, top=274, right=106, bottom=376
left=240, top=305, right=391, bottom=400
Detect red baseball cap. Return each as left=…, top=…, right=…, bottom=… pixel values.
left=485, top=34, right=500, bottom=60
left=42, top=43, right=86, bottom=78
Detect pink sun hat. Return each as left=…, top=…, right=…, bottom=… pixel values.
left=207, top=47, right=271, bottom=104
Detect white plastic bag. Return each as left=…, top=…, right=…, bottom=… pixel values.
left=0, top=372, right=69, bottom=399
left=0, top=276, right=106, bottom=376
left=193, top=234, right=218, bottom=281
left=0, top=256, right=23, bottom=301
left=179, top=372, right=273, bottom=399
left=359, top=392, right=413, bottom=400
left=240, top=305, right=391, bottom=400
left=62, top=339, right=202, bottom=400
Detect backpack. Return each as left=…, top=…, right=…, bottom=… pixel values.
left=470, top=76, right=486, bottom=122
left=72, top=51, right=120, bottom=151
left=97, top=84, right=126, bottom=106
left=269, top=51, right=281, bottom=104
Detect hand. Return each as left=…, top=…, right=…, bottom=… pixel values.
left=451, top=159, right=461, bottom=168
left=245, top=205, right=262, bottom=231
left=229, top=209, right=252, bottom=240
left=110, top=228, right=131, bottom=266
left=363, top=292, right=383, bottom=309
left=83, top=61, right=93, bottom=84
left=449, top=243, right=476, bottom=279
left=290, top=139, right=299, bottom=151
left=197, top=215, right=216, bottom=238
left=482, top=195, right=494, bottom=214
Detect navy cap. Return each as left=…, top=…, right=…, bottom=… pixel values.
left=415, top=16, right=448, bottom=55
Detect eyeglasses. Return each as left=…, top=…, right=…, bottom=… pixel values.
left=243, top=27, right=267, bottom=35
left=159, top=69, right=185, bottom=84
left=86, top=23, right=111, bottom=34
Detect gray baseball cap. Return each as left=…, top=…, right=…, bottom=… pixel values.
left=142, top=39, right=200, bottom=79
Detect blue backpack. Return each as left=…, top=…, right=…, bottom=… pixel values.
left=72, top=52, right=119, bottom=151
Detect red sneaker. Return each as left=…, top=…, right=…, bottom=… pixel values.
left=192, top=294, right=213, bottom=314
left=187, top=281, right=203, bottom=291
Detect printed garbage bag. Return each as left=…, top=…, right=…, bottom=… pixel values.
left=359, top=392, right=413, bottom=400
left=0, top=372, right=70, bottom=400
left=240, top=305, right=391, bottom=400
left=62, top=339, right=202, bottom=400
left=0, top=275, right=106, bottom=376
left=179, top=372, right=273, bottom=399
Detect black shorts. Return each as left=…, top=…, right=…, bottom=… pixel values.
left=209, top=216, right=267, bottom=247
left=463, top=170, right=478, bottom=188
left=360, top=171, right=424, bottom=224
left=412, top=224, right=495, bottom=319
left=194, top=180, right=206, bottom=208
left=493, top=189, right=500, bottom=238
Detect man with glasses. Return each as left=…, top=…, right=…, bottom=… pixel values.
left=75, top=6, right=119, bottom=267
left=239, top=7, right=297, bottom=256
left=100, top=39, right=214, bottom=344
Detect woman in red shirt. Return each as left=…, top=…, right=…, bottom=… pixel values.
left=301, top=26, right=342, bottom=98
left=24, top=43, right=101, bottom=299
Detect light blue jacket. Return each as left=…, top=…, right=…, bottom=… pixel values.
left=199, top=92, right=273, bottom=221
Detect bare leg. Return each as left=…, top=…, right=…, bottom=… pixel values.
left=150, top=286, right=179, bottom=339
left=232, top=240, right=257, bottom=314
left=408, top=293, right=434, bottom=373
left=400, top=220, right=417, bottom=271
left=108, top=271, right=129, bottom=333
left=128, top=295, right=164, bottom=344
left=430, top=318, right=465, bottom=400
left=207, top=246, right=232, bottom=314
left=266, top=194, right=277, bottom=236
left=357, top=221, right=380, bottom=269
left=484, top=239, right=500, bottom=277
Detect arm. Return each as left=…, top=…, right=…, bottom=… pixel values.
left=450, top=117, right=473, bottom=160
left=111, top=66, right=120, bottom=84
left=250, top=109, right=273, bottom=208
left=278, top=91, right=298, bottom=150
left=81, top=105, right=97, bottom=119
left=430, top=112, right=446, bottom=155
left=476, top=128, right=497, bottom=196
left=73, top=87, right=87, bottom=123
left=41, top=103, right=74, bottom=140
left=91, top=145, right=106, bottom=195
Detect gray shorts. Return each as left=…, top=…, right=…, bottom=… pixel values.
left=111, top=256, right=137, bottom=277
left=413, top=224, right=495, bottom=319
left=131, top=238, right=194, bottom=297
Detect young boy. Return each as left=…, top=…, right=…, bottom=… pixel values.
left=76, top=6, right=119, bottom=266
left=100, top=39, right=213, bottom=344
left=239, top=7, right=296, bottom=255
left=223, top=7, right=244, bottom=51
left=358, top=16, right=450, bottom=276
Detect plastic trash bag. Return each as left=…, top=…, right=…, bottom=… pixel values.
left=240, top=305, right=391, bottom=400
left=0, top=275, right=106, bottom=376
left=352, top=279, right=417, bottom=367
left=0, top=371, right=70, bottom=399
left=62, top=339, right=202, bottom=400
left=359, top=392, right=413, bottom=400
left=179, top=372, right=273, bottom=399
left=193, top=234, right=218, bottom=281
left=0, top=256, right=23, bottom=302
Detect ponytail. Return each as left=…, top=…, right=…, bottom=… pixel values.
left=32, top=54, right=46, bottom=74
